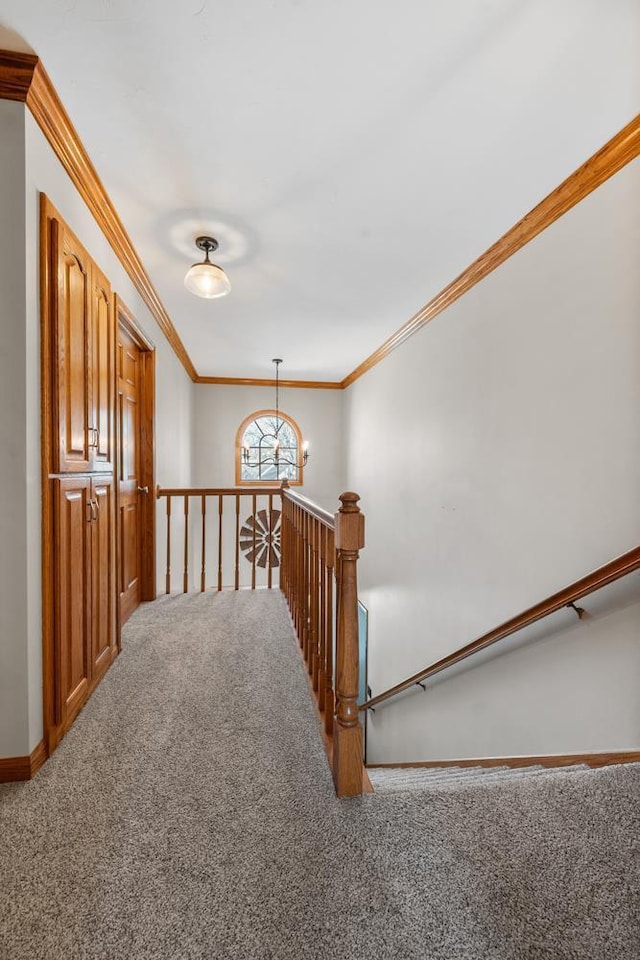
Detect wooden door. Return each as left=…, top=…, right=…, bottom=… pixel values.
left=90, top=267, right=114, bottom=471
left=53, top=220, right=92, bottom=473
left=54, top=477, right=92, bottom=729
left=117, top=325, right=143, bottom=623
left=91, top=476, right=116, bottom=682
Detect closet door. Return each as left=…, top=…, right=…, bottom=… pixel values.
left=54, top=477, right=92, bottom=728
left=90, top=267, right=114, bottom=471
left=53, top=220, right=92, bottom=473
left=91, top=475, right=117, bottom=683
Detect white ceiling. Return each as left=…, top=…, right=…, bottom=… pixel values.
left=1, top=1, right=638, bottom=380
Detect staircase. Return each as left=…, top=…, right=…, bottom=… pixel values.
left=367, top=762, right=594, bottom=792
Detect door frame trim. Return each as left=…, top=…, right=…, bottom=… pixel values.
left=115, top=295, right=156, bottom=638
left=40, top=194, right=57, bottom=755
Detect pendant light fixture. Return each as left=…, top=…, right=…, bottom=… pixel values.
left=184, top=236, right=231, bottom=299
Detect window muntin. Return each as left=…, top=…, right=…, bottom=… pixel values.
left=237, top=410, right=303, bottom=485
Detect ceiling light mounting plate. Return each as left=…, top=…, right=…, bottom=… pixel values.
left=195, top=235, right=219, bottom=256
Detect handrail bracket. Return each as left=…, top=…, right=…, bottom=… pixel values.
left=566, top=601, right=586, bottom=620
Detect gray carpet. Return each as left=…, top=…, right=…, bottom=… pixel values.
left=1, top=591, right=638, bottom=960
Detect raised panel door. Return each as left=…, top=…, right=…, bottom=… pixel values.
left=53, top=220, right=92, bottom=473
left=91, top=476, right=116, bottom=683
left=91, top=267, right=114, bottom=471
left=54, top=477, right=92, bottom=728
left=117, top=326, right=142, bottom=623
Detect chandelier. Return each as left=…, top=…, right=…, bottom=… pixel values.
left=241, top=359, right=309, bottom=477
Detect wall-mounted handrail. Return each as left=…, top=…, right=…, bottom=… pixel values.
left=362, top=545, right=640, bottom=712
left=280, top=485, right=365, bottom=797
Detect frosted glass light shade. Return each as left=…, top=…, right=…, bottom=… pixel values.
left=184, top=261, right=231, bottom=299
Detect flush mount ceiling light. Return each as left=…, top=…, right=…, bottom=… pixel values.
left=184, top=236, right=231, bottom=299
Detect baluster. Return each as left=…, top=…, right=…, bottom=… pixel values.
left=217, top=494, right=223, bottom=591
left=183, top=494, right=189, bottom=593
left=298, top=504, right=304, bottom=646
left=302, top=509, right=310, bottom=663
left=325, top=526, right=335, bottom=736
left=235, top=493, right=240, bottom=590
left=293, top=503, right=300, bottom=640
left=165, top=494, right=172, bottom=595
left=296, top=504, right=302, bottom=642
left=310, top=518, right=320, bottom=688
left=288, top=501, right=292, bottom=604
left=200, top=494, right=206, bottom=593
left=281, top=483, right=290, bottom=603
left=251, top=493, right=257, bottom=590
left=305, top=511, right=312, bottom=669
left=318, top=523, right=327, bottom=713
left=268, top=493, right=274, bottom=590
left=298, top=507, right=304, bottom=653
left=280, top=491, right=287, bottom=600
left=332, top=492, right=365, bottom=797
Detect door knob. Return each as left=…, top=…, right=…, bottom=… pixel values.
left=137, top=486, right=149, bottom=494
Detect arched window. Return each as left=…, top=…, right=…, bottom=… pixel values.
left=236, top=409, right=304, bottom=485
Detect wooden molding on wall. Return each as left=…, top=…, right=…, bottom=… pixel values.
left=342, top=113, right=640, bottom=388
left=39, top=193, right=57, bottom=758
left=2, top=50, right=639, bottom=392
left=366, top=751, right=640, bottom=771
left=115, top=293, right=155, bottom=351
left=0, top=49, right=37, bottom=100
left=27, top=60, right=198, bottom=381
left=196, top=376, right=343, bottom=390
left=0, top=50, right=196, bottom=381
left=0, top=740, right=47, bottom=783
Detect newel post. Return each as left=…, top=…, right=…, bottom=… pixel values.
left=333, top=491, right=365, bottom=798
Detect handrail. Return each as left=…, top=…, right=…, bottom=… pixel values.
left=157, top=486, right=282, bottom=497
left=282, top=486, right=335, bottom=528
left=362, top=545, right=640, bottom=712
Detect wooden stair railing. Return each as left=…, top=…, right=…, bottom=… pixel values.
left=157, top=483, right=366, bottom=797
left=362, top=544, right=640, bottom=713
left=280, top=485, right=365, bottom=797
left=156, top=486, right=282, bottom=593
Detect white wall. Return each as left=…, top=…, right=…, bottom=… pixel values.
left=192, top=383, right=344, bottom=511
left=0, top=101, right=30, bottom=757
left=0, top=106, right=195, bottom=758
left=162, top=384, right=344, bottom=595
left=345, top=158, right=640, bottom=762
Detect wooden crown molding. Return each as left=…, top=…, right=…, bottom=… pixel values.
left=0, top=49, right=37, bottom=100
left=195, top=375, right=343, bottom=389
left=27, top=59, right=197, bottom=380
left=342, top=113, right=640, bottom=388
left=2, top=49, right=638, bottom=390
left=0, top=49, right=197, bottom=381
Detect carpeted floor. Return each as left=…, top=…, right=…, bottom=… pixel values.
left=1, top=590, right=638, bottom=960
